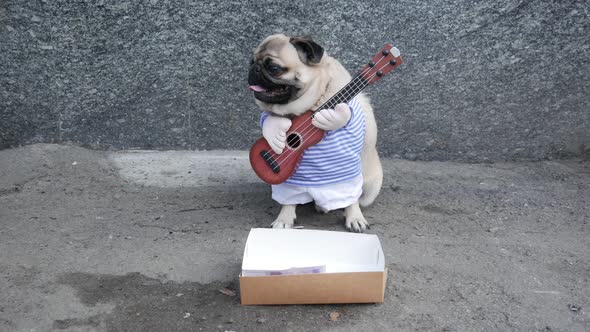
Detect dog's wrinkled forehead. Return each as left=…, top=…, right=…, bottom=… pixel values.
left=254, top=34, right=324, bottom=68
left=254, top=35, right=301, bottom=65
left=254, top=38, right=284, bottom=59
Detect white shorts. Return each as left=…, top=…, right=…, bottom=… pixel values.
left=271, top=175, right=363, bottom=211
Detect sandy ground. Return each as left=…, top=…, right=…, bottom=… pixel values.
left=0, top=143, right=588, bottom=332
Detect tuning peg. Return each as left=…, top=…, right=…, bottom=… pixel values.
left=391, top=47, right=401, bottom=57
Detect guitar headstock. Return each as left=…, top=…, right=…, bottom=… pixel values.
left=359, top=44, right=403, bottom=84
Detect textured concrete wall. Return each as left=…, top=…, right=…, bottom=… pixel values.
left=1, top=0, right=588, bottom=161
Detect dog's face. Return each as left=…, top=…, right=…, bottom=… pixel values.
left=248, top=34, right=327, bottom=115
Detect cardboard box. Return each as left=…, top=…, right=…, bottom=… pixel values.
left=239, top=228, right=387, bottom=305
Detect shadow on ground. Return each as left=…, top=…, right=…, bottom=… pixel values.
left=55, top=271, right=379, bottom=331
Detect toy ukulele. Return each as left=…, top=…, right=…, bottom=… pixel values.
left=250, top=43, right=403, bottom=185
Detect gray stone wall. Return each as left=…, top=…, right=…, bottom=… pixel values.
left=1, top=0, right=588, bottom=161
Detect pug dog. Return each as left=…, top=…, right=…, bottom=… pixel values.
left=248, top=34, right=383, bottom=232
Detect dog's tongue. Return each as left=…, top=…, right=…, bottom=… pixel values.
left=248, top=85, right=267, bottom=92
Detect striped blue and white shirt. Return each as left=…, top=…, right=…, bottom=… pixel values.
left=260, top=97, right=366, bottom=186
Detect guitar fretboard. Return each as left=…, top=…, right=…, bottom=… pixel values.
left=315, top=75, right=369, bottom=112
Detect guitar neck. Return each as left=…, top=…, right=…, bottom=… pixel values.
left=314, top=75, right=368, bottom=112
left=313, top=43, right=402, bottom=112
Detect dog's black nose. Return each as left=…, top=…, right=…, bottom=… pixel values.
left=248, top=64, right=263, bottom=86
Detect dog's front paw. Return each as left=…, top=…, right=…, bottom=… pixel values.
left=271, top=216, right=295, bottom=229
left=272, top=204, right=297, bottom=229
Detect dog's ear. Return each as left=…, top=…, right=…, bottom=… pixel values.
left=289, top=36, right=324, bottom=65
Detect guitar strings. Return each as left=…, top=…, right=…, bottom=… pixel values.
left=271, top=75, right=369, bottom=167
left=268, top=74, right=368, bottom=166
left=270, top=55, right=396, bottom=169
left=274, top=50, right=394, bottom=154
left=270, top=55, right=393, bottom=168
left=271, top=72, right=369, bottom=161
left=271, top=77, right=367, bottom=165
left=265, top=52, right=388, bottom=164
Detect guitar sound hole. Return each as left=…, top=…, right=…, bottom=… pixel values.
left=287, top=133, right=302, bottom=149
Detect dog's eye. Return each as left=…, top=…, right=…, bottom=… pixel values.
left=267, top=63, right=283, bottom=75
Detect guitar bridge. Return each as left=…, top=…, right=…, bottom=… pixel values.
left=260, top=150, right=280, bottom=174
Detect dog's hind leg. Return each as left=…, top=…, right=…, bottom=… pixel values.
left=359, top=147, right=383, bottom=207
left=357, top=94, right=383, bottom=208
left=344, top=202, right=369, bottom=232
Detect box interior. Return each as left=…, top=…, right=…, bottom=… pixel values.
left=241, top=228, right=385, bottom=276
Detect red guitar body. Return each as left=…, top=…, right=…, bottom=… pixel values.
left=249, top=111, right=325, bottom=185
